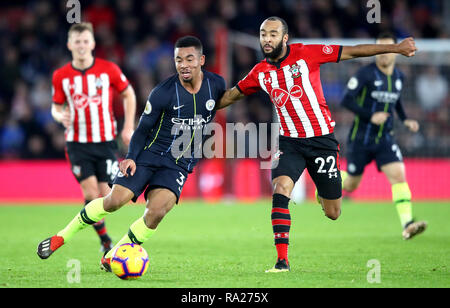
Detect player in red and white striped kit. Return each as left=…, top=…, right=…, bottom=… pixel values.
left=50, top=22, right=136, bottom=253
left=217, top=17, right=417, bottom=272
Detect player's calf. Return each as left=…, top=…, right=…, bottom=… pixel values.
left=144, top=188, right=177, bottom=229
left=102, top=184, right=135, bottom=212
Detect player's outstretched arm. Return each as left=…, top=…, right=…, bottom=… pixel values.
left=340, top=37, right=417, bottom=61
left=215, top=87, right=245, bottom=110
left=120, top=86, right=137, bottom=147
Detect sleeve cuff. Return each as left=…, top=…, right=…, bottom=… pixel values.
left=119, top=83, right=130, bottom=94
left=336, top=45, right=343, bottom=63
left=235, top=84, right=244, bottom=94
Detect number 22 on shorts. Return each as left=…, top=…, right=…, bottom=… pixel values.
left=315, top=156, right=338, bottom=178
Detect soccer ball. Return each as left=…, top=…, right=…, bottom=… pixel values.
left=110, top=243, right=149, bottom=280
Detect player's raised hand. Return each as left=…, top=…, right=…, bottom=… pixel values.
left=370, top=111, right=390, bottom=125
left=397, top=37, right=417, bottom=57
left=119, top=159, right=136, bottom=177
left=404, top=119, right=420, bottom=133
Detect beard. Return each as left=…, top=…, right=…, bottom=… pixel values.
left=260, top=40, right=284, bottom=60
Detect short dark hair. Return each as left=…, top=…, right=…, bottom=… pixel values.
left=174, top=36, right=203, bottom=54
left=376, top=32, right=397, bottom=44
left=265, top=16, right=289, bottom=36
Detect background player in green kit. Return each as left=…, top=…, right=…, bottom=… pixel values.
left=341, top=32, right=427, bottom=240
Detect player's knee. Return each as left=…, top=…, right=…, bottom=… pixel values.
left=82, top=187, right=100, bottom=201
left=325, top=209, right=341, bottom=220
left=273, top=180, right=293, bottom=197
left=322, top=200, right=341, bottom=220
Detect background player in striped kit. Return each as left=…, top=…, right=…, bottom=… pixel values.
left=50, top=22, right=137, bottom=252
left=341, top=32, right=427, bottom=240
left=217, top=17, right=418, bottom=272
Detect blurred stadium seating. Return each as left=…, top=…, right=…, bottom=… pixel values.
left=0, top=0, right=449, bottom=201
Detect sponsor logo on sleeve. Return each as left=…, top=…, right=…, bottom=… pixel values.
left=322, top=45, right=334, bottom=55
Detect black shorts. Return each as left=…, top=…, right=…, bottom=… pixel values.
left=272, top=134, right=342, bottom=200
left=346, top=137, right=403, bottom=176
left=65, top=141, right=118, bottom=183
left=113, top=164, right=188, bottom=204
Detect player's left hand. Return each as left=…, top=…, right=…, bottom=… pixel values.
left=121, top=128, right=134, bottom=147
left=397, top=37, right=417, bottom=57
left=404, top=119, right=419, bottom=132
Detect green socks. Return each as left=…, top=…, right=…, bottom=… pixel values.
left=55, top=198, right=156, bottom=256
left=57, top=198, right=109, bottom=243
left=105, top=217, right=156, bottom=259
left=392, top=182, right=413, bottom=228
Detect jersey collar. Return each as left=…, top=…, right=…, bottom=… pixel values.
left=266, top=45, right=290, bottom=69
left=71, top=57, right=96, bottom=75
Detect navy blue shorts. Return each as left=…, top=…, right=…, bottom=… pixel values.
left=113, top=164, right=188, bottom=203
left=346, top=137, right=403, bottom=176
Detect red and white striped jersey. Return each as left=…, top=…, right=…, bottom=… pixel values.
left=237, top=43, right=342, bottom=138
left=52, top=58, right=129, bottom=143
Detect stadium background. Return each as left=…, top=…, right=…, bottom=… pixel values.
left=0, top=0, right=449, bottom=202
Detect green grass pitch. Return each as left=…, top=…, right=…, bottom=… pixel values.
left=0, top=200, right=449, bottom=288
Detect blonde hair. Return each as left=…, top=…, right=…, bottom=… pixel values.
left=68, top=22, right=94, bottom=37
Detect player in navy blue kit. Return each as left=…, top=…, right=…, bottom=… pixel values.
left=341, top=33, right=426, bottom=240
left=37, top=36, right=226, bottom=267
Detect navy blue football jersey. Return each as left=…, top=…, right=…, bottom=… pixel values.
left=341, top=63, right=407, bottom=145
left=126, top=70, right=226, bottom=173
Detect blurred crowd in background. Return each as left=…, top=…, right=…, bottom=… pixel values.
left=0, top=0, right=449, bottom=160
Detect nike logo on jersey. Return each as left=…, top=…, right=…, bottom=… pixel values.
left=374, top=80, right=383, bottom=87
left=173, top=105, right=184, bottom=110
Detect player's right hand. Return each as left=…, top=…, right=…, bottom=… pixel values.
left=370, top=111, right=390, bottom=125
left=397, top=37, right=417, bottom=57
left=404, top=119, right=420, bottom=133
left=119, top=159, right=136, bottom=177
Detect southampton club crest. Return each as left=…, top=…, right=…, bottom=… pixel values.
left=289, top=64, right=301, bottom=78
